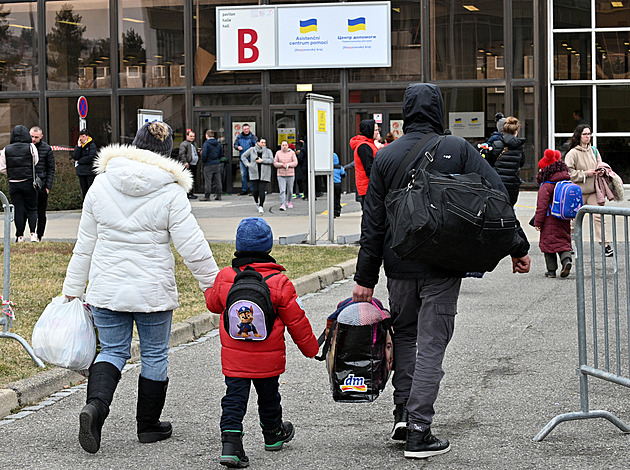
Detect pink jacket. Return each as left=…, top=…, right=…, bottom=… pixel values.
left=595, top=162, right=618, bottom=204
left=273, top=149, right=298, bottom=177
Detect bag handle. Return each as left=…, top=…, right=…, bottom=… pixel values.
left=392, top=133, right=445, bottom=188
left=314, top=318, right=337, bottom=361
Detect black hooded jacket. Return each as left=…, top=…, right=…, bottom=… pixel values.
left=354, top=83, right=530, bottom=288
left=34, top=140, right=55, bottom=190
left=5, top=125, right=36, bottom=182
left=488, top=133, right=526, bottom=191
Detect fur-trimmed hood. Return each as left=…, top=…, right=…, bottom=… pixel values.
left=95, top=144, right=192, bottom=195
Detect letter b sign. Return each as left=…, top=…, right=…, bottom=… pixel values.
left=238, top=29, right=259, bottom=63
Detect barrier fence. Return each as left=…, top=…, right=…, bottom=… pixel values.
left=534, top=205, right=630, bottom=441
left=0, top=191, right=45, bottom=367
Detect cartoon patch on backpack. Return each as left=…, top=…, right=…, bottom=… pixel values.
left=224, top=266, right=278, bottom=342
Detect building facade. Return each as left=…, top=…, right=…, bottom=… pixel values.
left=0, top=1, right=625, bottom=192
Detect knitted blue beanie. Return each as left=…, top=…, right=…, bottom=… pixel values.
left=236, top=217, right=273, bottom=252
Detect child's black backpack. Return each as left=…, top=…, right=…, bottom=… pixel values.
left=223, top=266, right=279, bottom=341
left=315, top=297, right=393, bottom=403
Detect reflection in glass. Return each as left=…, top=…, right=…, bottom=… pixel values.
left=0, top=99, right=38, bottom=148
left=554, top=85, right=592, bottom=134
left=554, top=33, right=591, bottom=80
left=596, top=32, right=630, bottom=80
left=554, top=0, right=590, bottom=29
left=47, top=96, right=111, bottom=149
left=271, top=91, right=340, bottom=105
left=193, top=1, right=261, bottom=86
left=513, top=87, right=536, bottom=182
left=46, top=1, right=110, bottom=90
left=347, top=89, right=405, bottom=103
left=513, top=0, right=534, bottom=79
left=270, top=69, right=339, bottom=84
left=596, top=137, right=630, bottom=181
left=120, top=95, right=184, bottom=148
left=119, top=0, right=185, bottom=89
left=194, top=94, right=262, bottom=107
left=596, top=0, right=630, bottom=28
left=597, top=85, right=630, bottom=132
left=430, top=1, right=503, bottom=81
left=0, top=2, right=38, bottom=91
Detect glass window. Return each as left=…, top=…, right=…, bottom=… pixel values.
left=554, top=33, right=591, bottom=80
left=0, top=98, right=38, bottom=148
left=193, top=1, right=261, bottom=86
left=513, top=0, right=534, bottom=79
left=348, top=89, right=405, bottom=103
left=513, top=86, right=536, bottom=182
left=46, top=1, right=110, bottom=90
left=120, top=95, right=184, bottom=151
left=194, top=93, right=262, bottom=107
left=554, top=85, right=592, bottom=133
left=47, top=96, right=111, bottom=149
left=597, top=85, right=630, bottom=132
left=270, top=69, right=339, bottom=84
left=554, top=0, right=590, bottom=29
left=596, top=32, right=630, bottom=80
left=442, top=87, right=505, bottom=145
left=596, top=0, right=630, bottom=28
left=349, top=0, right=422, bottom=82
left=271, top=90, right=340, bottom=105
left=595, top=137, right=630, bottom=181
left=430, top=1, right=503, bottom=81
left=119, top=0, right=185, bottom=89
left=0, top=2, right=38, bottom=91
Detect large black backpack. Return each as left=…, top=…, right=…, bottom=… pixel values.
left=223, top=266, right=279, bottom=341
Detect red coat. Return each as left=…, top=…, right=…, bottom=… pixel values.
left=205, top=261, right=319, bottom=378
left=534, top=170, right=572, bottom=254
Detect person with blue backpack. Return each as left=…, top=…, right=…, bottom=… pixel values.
left=534, top=150, right=574, bottom=278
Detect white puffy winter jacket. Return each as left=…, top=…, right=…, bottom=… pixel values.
left=62, top=144, right=219, bottom=312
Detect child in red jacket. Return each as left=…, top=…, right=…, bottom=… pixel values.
left=534, top=149, right=573, bottom=278
left=205, top=217, right=319, bottom=468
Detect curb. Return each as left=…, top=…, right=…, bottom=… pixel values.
left=0, top=258, right=357, bottom=418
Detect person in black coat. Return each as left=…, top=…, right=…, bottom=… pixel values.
left=30, top=126, right=55, bottom=241
left=352, top=83, right=531, bottom=460
left=487, top=116, right=526, bottom=206
left=0, top=125, right=39, bottom=241
left=73, top=129, right=98, bottom=199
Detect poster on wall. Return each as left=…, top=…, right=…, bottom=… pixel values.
left=232, top=122, right=257, bottom=157
left=448, top=112, right=485, bottom=138
left=217, top=2, right=391, bottom=70
left=390, top=120, right=403, bottom=140
left=277, top=128, right=296, bottom=147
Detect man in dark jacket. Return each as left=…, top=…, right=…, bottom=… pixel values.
left=30, top=126, right=55, bottom=241
left=179, top=129, right=199, bottom=199
left=233, top=124, right=258, bottom=195
left=352, top=83, right=531, bottom=459
left=72, top=129, right=98, bottom=199
left=201, top=129, right=224, bottom=201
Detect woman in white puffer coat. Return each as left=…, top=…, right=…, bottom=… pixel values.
left=62, top=121, right=219, bottom=454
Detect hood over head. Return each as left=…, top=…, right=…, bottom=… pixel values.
left=359, top=120, right=375, bottom=139
left=403, top=83, right=445, bottom=134
left=10, top=125, right=32, bottom=144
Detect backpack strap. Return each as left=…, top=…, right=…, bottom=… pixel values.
left=392, top=133, right=440, bottom=188
left=314, top=319, right=337, bottom=362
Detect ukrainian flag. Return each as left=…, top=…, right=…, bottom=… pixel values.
left=300, top=18, right=317, bottom=34
left=471, top=117, right=478, bottom=123
left=455, top=118, right=462, bottom=123
left=348, top=17, right=366, bottom=32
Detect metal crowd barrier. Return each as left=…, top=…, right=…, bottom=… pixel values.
left=534, top=205, right=630, bottom=441
left=0, top=191, right=45, bottom=367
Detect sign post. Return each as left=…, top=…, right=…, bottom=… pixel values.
left=77, top=96, right=88, bottom=130
left=306, top=93, right=334, bottom=244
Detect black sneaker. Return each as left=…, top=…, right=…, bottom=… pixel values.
left=545, top=271, right=556, bottom=278
left=560, top=259, right=572, bottom=278
left=391, top=404, right=408, bottom=441
left=220, top=431, right=249, bottom=468
left=262, top=421, right=294, bottom=451
left=605, top=245, right=614, bottom=257
left=238, top=191, right=249, bottom=196
left=404, top=427, right=451, bottom=459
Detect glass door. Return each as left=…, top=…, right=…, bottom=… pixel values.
left=195, top=111, right=227, bottom=194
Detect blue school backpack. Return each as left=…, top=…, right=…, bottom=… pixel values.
left=546, top=180, right=583, bottom=220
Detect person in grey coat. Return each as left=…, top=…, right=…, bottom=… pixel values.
left=241, top=138, right=273, bottom=213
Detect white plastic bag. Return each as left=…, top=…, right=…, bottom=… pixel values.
left=32, top=296, right=96, bottom=371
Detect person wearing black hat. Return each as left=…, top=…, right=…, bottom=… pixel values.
left=63, top=120, right=220, bottom=454
left=73, top=129, right=98, bottom=199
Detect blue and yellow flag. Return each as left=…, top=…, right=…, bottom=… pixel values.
left=471, top=117, right=478, bottom=123
left=348, top=17, right=366, bottom=32
left=300, top=18, right=317, bottom=34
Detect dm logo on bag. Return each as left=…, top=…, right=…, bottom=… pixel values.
left=340, top=374, right=367, bottom=392
left=226, top=301, right=268, bottom=341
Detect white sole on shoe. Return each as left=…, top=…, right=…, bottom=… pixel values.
left=404, top=443, right=451, bottom=459
left=391, top=422, right=407, bottom=440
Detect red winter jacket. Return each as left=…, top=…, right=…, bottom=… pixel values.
left=205, top=261, right=319, bottom=378
left=350, top=135, right=379, bottom=196
left=534, top=170, right=572, bottom=254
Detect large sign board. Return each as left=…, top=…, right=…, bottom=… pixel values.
left=448, top=112, right=485, bottom=138
left=217, top=2, right=391, bottom=70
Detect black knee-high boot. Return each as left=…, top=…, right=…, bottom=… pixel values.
left=78, top=361, right=121, bottom=454
left=136, top=375, right=173, bottom=443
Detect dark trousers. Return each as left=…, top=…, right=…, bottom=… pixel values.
left=204, top=164, right=222, bottom=198
left=220, top=376, right=282, bottom=432
left=387, top=277, right=461, bottom=430
left=9, top=180, right=37, bottom=238
left=36, top=186, right=49, bottom=240
left=78, top=175, right=95, bottom=200
left=544, top=251, right=572, bottom=272
left=334, top=182, right=342, bottom=216
left=252, top=180, right=268, bottom=207
left=508, top=188, right=519, bottom=206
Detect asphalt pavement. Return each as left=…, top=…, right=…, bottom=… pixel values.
left=1, top=190, right=630, bottom=468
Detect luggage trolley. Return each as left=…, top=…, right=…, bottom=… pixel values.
left=0, top=191, right=45, bottom=367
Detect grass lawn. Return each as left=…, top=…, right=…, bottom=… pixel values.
left=0, top=242, right=358, bottom=387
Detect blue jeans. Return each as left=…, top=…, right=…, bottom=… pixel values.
left=91, top=306, right=173, bottom=381
left=239, top=160, right=251, bottom=192
left=220, top=376, right=282, bottom=431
